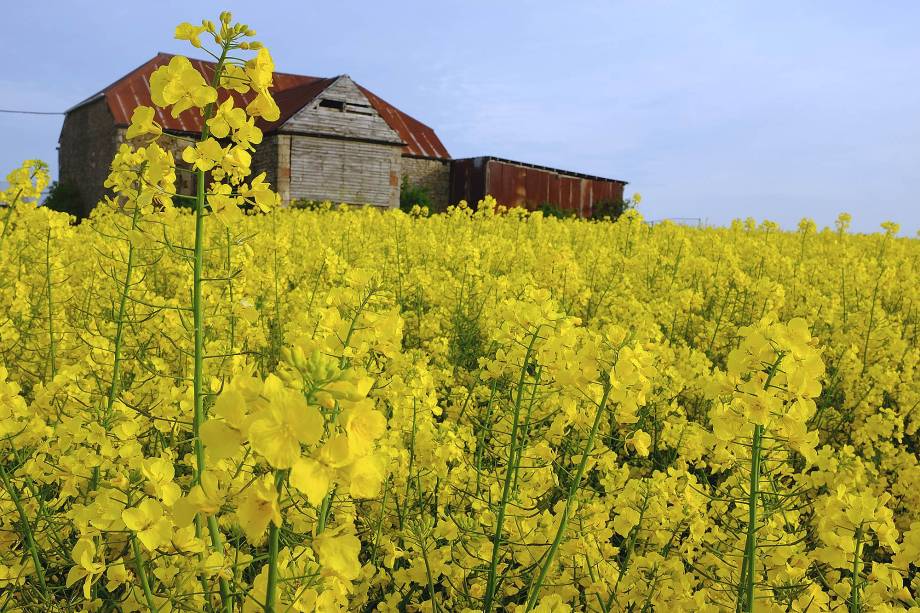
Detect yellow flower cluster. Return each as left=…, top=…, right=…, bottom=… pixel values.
left=1, top=195, right=917, bottom=610
left=1, top=11, right=919, bottom=613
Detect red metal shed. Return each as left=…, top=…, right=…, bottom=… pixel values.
left=449, top=156, right=627, bottom=217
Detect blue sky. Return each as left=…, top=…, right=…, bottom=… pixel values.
left=2, top=1, right=918, bottom=233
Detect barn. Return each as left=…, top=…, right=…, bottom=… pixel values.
left=59, top=53, right=451, bottom=217
left=59, top=53, right=628, bottom=218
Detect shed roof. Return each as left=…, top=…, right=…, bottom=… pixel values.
left=455, top=156, right=628, bottom=185
left=68, top=52, right=450, bottom=159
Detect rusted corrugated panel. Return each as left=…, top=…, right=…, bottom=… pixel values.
left=448, top=157, right=487, bottom=206
left=451, top=156, right=627, bottom=217
left=525, top=168, right=544, bottom=207
left=73, top=53, right=450, bottom=158
left=358, top=86, right=450, bottom=159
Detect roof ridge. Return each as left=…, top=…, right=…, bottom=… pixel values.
left=355, top=82, right=435, bottom=132
left=155, top=50, right=327, bottom=81
left=64, top=52, right=451, bottom=159
left=65, top=53, right=166, bottom=114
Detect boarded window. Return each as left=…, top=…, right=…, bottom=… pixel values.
left=318, top=98, right=345, bottom=111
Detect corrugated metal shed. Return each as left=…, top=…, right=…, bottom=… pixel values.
left=450, top=156, right=627, bottom=217
left=68, top=53, right=450, bottom=159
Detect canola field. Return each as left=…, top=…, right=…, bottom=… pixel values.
left=1, top=12, right=918, bottom=613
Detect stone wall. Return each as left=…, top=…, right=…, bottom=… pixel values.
left=251, top=134, right=280, bottom=195
left=58, top=97, right=120, bottom=217
left=400, top=155, right=450, bottom=211
left=119, top=130, right=198, bottom=200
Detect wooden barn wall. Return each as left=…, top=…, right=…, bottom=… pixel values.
left=283, top=76, right=402, bottom=145
left=289, top=135, right=401, bottom=207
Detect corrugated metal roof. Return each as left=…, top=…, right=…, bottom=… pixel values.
left=358, top=85, right=450, bottom=160
left=452, top=156, right=627, bottom=185
left=72, top=52, right=450, bottom=159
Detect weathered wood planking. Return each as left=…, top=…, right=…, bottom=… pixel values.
left=282, top=76, right=404, bottom=145
left=289, top=135, right=400, bottom=207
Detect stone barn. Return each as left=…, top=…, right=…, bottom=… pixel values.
left=60, top=53, right=629, bottom=218
left=59, top=53, right=451, bottom=217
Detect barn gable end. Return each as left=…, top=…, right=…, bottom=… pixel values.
left=276, top=76, right=404, bottom=208
left=280, top=76, right=403, bottom=145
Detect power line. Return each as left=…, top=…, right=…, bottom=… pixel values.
left=0, top=108, right=64, bottom=116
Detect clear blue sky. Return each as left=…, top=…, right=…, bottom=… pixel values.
left=2, top=1, right=918, bottom=233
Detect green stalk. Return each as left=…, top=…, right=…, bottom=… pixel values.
left=132, top=536, right=159, bottom=612
left=739, top=423, right=764, bottom=612
left=603, top=486, right=651, bottom=611
left=849, top=525, right=863, bottom=613
left=0, top=462, right=47, bottom=595
left=738, top=354, right=784, bottom=612
left=89, top=205, right=141, bottom=497
left=44, top=227, right=57, bottom=380
left=420, top=538, right=441, bottom=613
left=264, top=470, right=286, bottom=612
left=226, top=227, right=236, bottom=350
left=128, top=491, right=160, bottom=613
left=482, top=328, right=541, bottom=612
left=192, top=41, right=233, bottom=613
left=370, top=485, right=390, bottom=565
left=525, top=382, right=612, bottom=611
left=316, top=490, right=333, bottom=534
left=105, top=205, right=140, bottom=427
left=399, top=398, right=419, bottom=530
left=0, top=187, right=23, bottom=246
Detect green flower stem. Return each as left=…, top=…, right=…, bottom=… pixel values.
left=850, top=525, right=863, bottom=613
left=128, top=490, right=159, bottom=613
left=264, top=470, right=286, bottom=613
left=740, top=422, right=764, bottom=612
left=525, top=381, right=612, bottom=611
left=44, top=227, right=57, bottom=380
left=192, top=41, right=233, bottom=613
left=89, top=205, right=141, bottom=497
left=420, top=538, right=441, bottom=613
left=0, top=462, right=47, bottom=595
left=317, top=490, right=333, bottom=534
left=482, top=327, right=541, bottom=613
left=131, top=536, right=159, bottom=613
left=0, top=188, right=23, bottom=246
left=738, top=354, right=784, bottom=613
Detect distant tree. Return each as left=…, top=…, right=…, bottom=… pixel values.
left=592, top=193, right=641, bottom=221
left=43, top=181, right=84, bottom=219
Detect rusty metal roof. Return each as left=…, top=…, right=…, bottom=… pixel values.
left=453, top=156, right=628, bottom=184
left=70, top=52, right=450, bottom=159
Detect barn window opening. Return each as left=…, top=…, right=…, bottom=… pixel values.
left=319, top=98, right=346, bottom=111
left=344, top=102, right=374, bottom=116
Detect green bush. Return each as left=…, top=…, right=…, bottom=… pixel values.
left=591, top=197, right=632, bottom=221
left=400, top=176, right=431, bottom=212
left=536, top=201, right=574, bottom=219
left=42, top=181, right=84, bottom=219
